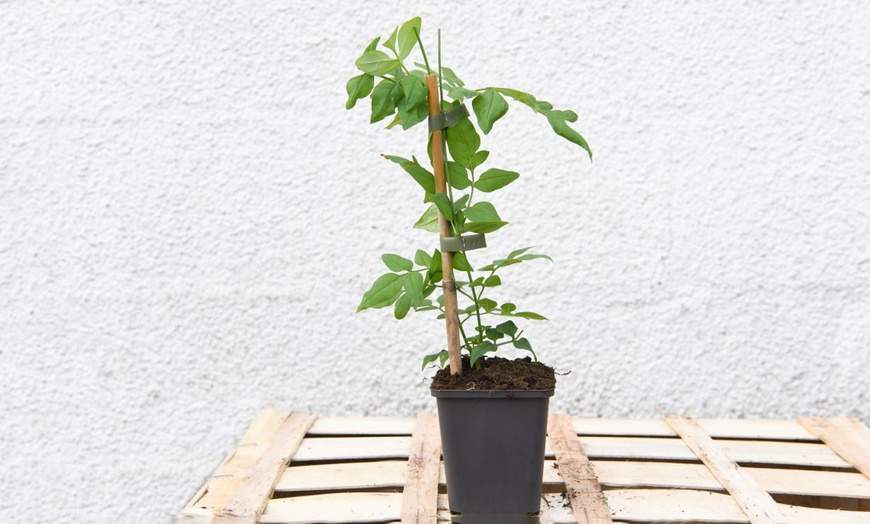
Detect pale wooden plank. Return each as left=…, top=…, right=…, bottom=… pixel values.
left=175, top=408, right=290, bottom=524
left=260, top=492, right=403, bottom=523
left=401, top=413, right=441, bottom=524
left=548, top=414, right=614, bottom=524
left=221, top=412, right=317, bottom=522
left=605, top=489, right=870, bottom=523
left=578, top=436, right=851, bottom=468
left=308, top=416, right=415, bottom=435
left=292, top=436, right=412, bottom=461
left=592, top=461, right=870, bottom=499
left=571, top=418, right=817, bottom=441
left=799, top=417, right=870, bottom=479
left=276, top=460, right=408, bottom=492
left=666, top=415, right=786, bottom=524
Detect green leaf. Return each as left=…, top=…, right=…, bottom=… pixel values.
left=413, top=204, right=440, bottom=232
left=394, top=293, right=411, bottom=319
left=401, top=75, right=427, bottom=109
left=382, top=154, right=409, bottom=164
left=370, top=79, right=401, bottom=123
left=383, top=25, right=399, bottom=54
left=463, top=221, right=508, bottom=234
left=516, top=253, right=553, bottom=262
left=513, top=337, right=537, bottom=360
left=513, top=311, right=548, bottom=320
left=428, top=250, right=443, bottom=283
left=430, top=193, right=454, bottom=221
left=508, top=247, right=533, bottom=259
left=500, top=303, right=516, bottom=314
left=496, top=320, right=517, bottom=337
left=470, top=342, right=498, bottom=368
left=440, top=66, right=464, bottom=87
left=479, top=298, right=497, bottom=312
left=364, top=37, right=380, bottom=52
left=397, top=100, right=429, bottom=130
left=397, top=17, right=421, bottom=59
left=356, top=50, right=401, bottom=76
left=494, top=87, right=538, bottom=111
left=543, top=109, right=592, bottom=160
left=472, top=88, right=509, bottom=135
left=381, top=254, right=413, bottom=272
left=345, top=74, right=374, bottom=110
left=398, top=160, right=435, bottom=194
left=484, top=275, right=502, bottom=287
left=445, top=116, right=480, bottom=170
left=453, top=251, right=473, bottom=271
left=471, top=150, right=489, bottom=170
left=446, top=162, right=471, bottom=190
left=358, top=273, right=404, bottom=311
left=475, top=168, right=520, bottom=192
left=403, top=271, right=424, bottom=305
left=422, top=350, right=449, bottom=370
left=464, top=201, right=501, bottom=223
left=447, top=86, right=480, bottom=100
left=485, top=328, right=504, bottom=341
left=415, top=249, right=431, bottom=266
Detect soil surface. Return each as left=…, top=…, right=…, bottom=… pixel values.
left=431, top=357, right=556, bottom=391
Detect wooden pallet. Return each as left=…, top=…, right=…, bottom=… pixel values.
left=176, top=410, right=870, bottom=524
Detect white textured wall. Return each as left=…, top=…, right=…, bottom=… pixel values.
left=1, top=1, right=868, bottom=521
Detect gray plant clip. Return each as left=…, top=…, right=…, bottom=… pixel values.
left=440, top=233, right=487, bottom=253
left=428, top=103, right=469, bottom=133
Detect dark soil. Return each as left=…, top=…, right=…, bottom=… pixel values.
left=431, top=356, right=556, bottom=391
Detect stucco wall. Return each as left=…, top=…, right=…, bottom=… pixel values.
left=1, top=1, right=868, bottom=522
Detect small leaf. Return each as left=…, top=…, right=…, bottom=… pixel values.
left=356, top=50, right=401, bottom=76
left=445, top=116, right=480, bottom=170
left=464, top=201, right=501, bottom=223
left=422, top=349, right=449, bottom=370
left=428, top=250, right=443, bottom=283
left=440, top=66, right=464, bottom=87
left=381, top=254, right=413, bottom=272
left=543, top=109, right=593, bottom=160
left=397, top=100, right=429, bottom=130
left=382, top=154, right=409, bottom=164
left=513, top=311, right=548, bottom=320
left=413, top=204, right=440, bottom=232
left=472, top=88, right=509, bottom=134
left=479, top=298, right=497, bottom=312
left=513, top=337, right=537, bottom=361
left=508, top=247, right=533, bottom=259
left=403, top=272, right=424, bottom=305
left=399, top=160, right=435, bottom=194
left=475, top=168, right=520, bottom=192
left=401, top=75, right=427, bottom=109
left=471, top=150, right=489, bottom=170
left=453, top=251, right=473, bottom=272
left=364, top=37, right=381, bottom=52
left=494, top=87, right=538, bottom=111
left=345, top=74, right=374, bottom=110
left=394, top=293, right=411, bottom=319
left=447, top=86, right=481, bottom=100
left=516, top=253, right=553, bottom=262
left=463, top=221, right=508, bottom=234
left=485, top=328, right=504, bottom=341
left=500, top=303, right=517, bottom=314
left=383, top=25, right=399, bottom=54
left=484, top=275, right=501, bottom=287
left=370, top=79, right=401, bottom=123
left=470, top=342, right=498, bottom=368
left=358, top=273, right=404, bottom=311
left=397, top=17, right=421, bottom=59
left=430, top=193, right=454, bottom=221
left=446, top=162, right=471, bottom=190
left=496, top=320, right=517, bottom=337
left=415, top=249, right=431, bottom=266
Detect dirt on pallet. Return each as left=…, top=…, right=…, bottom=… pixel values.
left=431, top=356, right=556, bottom=391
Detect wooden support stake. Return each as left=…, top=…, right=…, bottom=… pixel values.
left=665, top=415, right=787, bottom=524
left=798, top=416, right=870, bottom=480
left=426, top=74, right=462, bottom=375
left=548, top=414, right=614, bottom=524
left=400, top=413, right=442, bottom=524
left=221, top=411, right=317, bottom=523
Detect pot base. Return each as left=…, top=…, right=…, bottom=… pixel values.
left=450, top=512, right=540, bottom=524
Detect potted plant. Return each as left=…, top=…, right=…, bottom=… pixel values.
left=347, top=17, right=591, bottom=524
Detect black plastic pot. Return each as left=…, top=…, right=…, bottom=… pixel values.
left=431, top=388, right=554, bottom=524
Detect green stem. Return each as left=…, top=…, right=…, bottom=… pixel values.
left=413, top=28, right=432, bottom=75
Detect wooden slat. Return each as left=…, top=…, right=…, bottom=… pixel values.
left=578, top=436, right=851, bottom=468
left=666, top=415, right=786, bottom=524
left=276, top=460, right=408, bottom=492
left=799, top=416, right=870, bottom=479
left=261, top=492, right=403, bottom=523
left=572, top=418, right=817, bottom=441
left=548, top=414, right=614, bottom=524
left=308, top=416, right=415, bottom=436
left=292, top=436, right=412, bottom=461
left=401, top=413, right=442, bottom=524
left=175, top=408, right=291, bottom=524
left=221, top=412, right=317, bottom=523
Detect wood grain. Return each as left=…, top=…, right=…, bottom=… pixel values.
left=400, top=413, right=442, bottom=524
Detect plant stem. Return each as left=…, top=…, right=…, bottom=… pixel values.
left=413, top=28, right=432, bottom=75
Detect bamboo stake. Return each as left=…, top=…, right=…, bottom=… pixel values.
left=425, top=74, right=462, bottom=375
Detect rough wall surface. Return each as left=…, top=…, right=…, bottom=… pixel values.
left=1, top=1, right=868, bottom=521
